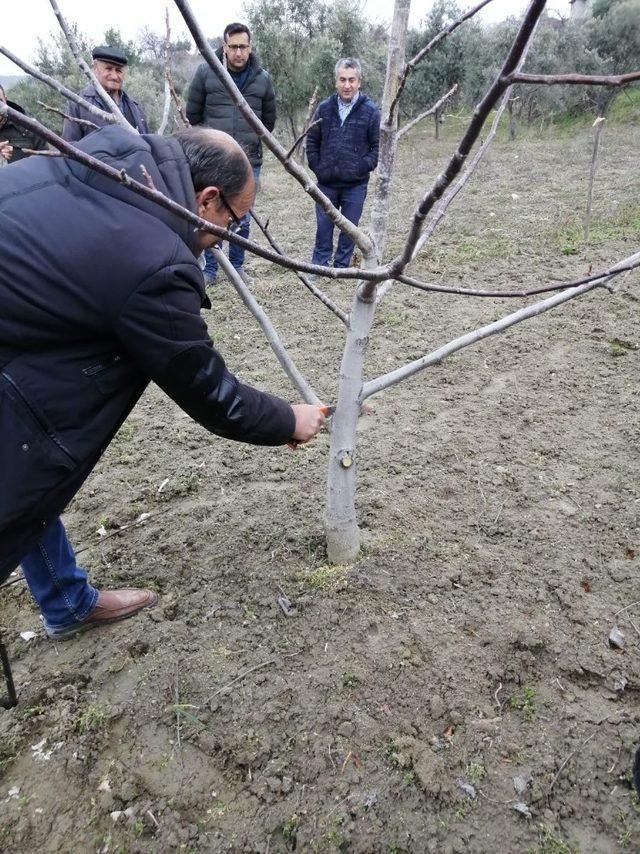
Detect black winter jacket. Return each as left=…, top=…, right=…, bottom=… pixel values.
left=186, top=50, right=276, bottom=167
left=0, top=99, right=47, bottom=162
left=0, top=126, right=295, bottom=580
left=306, top=93, right=380, bottom=188
left=62, top=84, right=149, bottom=142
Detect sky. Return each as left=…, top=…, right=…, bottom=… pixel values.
left=1, top=0, right=573, bottom=76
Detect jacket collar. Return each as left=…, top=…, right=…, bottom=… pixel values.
left=330, top=92, right=368, bottom=116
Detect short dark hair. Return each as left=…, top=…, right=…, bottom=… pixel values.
left=173, top=128, right=251, bottom=202
left=224, top=22, right=251, bottom=42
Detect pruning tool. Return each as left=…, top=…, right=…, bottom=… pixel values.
left=287, top=404, right=335, bottom=450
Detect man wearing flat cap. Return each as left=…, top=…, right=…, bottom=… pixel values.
left=62, top=46, right=149, bottom=142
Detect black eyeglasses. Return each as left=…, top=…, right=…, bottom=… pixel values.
left=226, top=43, right=250, bottom=52
left=218, top=189, right=243, bottom=233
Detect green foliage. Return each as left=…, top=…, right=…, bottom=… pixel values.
left=282, top=813, right=299, bottom=839
left=467, top=762, right=487, bottom=783
left=509, top=685, right=536, bottom=721
left=528, top=824, right=578, bottom=854
left=74, top=704, right=107, bottom=734
left=404, top=1, right=477, bottom=116
left=587, top=1, right=640, bottom=114
left=246, top=0, right=386, bottom=137
left=7, top=0, right=640, bottom=145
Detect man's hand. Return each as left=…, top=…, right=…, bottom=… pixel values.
left=290, top=404, right=327, bottom=446
left=0, top=141, right=12, bottom=162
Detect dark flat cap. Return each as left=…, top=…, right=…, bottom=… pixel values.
left=92, top=46, right=128, bottom=66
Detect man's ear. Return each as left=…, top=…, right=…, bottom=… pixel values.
left=195, top=186, right=221, bottom=214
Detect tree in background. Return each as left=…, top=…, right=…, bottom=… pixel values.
left=246, top=0, right=387, bottom=139
left=403, top=1, right=479, bottom=117
left=6, top=0, right=637, bottom=140
left=588, top=0, right=640, bottom=111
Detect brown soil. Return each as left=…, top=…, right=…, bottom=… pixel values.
left=1, top=117, right=640, bottom=854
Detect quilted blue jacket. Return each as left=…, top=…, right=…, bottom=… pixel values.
left=306, top=93, right=380, bottom=188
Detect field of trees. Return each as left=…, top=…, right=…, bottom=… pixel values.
left=5, top=0, right=640, bottom=140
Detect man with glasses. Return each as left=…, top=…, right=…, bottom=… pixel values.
left=0, top=125, right=326, bottom=638
left=186, top=22, right=276, bottom=286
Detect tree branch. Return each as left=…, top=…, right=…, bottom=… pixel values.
left=37, top=100, right=99, bottom=130
left=0, top=103, right=394, bottom=283
left=157, top=9, right=173, bottom=136
left=397, top=254, right=640, bottom=298
left=0, top=46, right=118, bottom=125
left=403, top=18, right=539, bottom=268
left=47, top=0, right=133, bottom=131
left=386, top=0, right=548, bottom=279
left=285, top=119, right=321, bottom=162
left=361, top=250, right=640, bottom=400
left=297, top=85, right=320, bottom=162
left=507, top=70, right=640, bottom=87
left=397, top=84, right=458, bottom=140
left=250, top=211, right=350, bottom=325
left=214, top=251, right=321, bottom=404
left=172, top=0, right=375, bottom=259
left=167, top=70, right=190, bottom=127
left=386, top=0, right=495, bottom=126
left=366, top=0, right=412, bottom=302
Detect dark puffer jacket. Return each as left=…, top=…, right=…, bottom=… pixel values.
left=0, top=99, right=47, bottom=162
left=186, top=50, right=276, bottom=167
left=306, top=93, right=380, bottom=188
left=0, top=126, right=295, bottom=580
left=62, top=84, right=149, bottom=142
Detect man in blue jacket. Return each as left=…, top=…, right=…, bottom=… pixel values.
left=306, top=58, right=380, bottom=269
left=0, top=124, right=325, bottom=639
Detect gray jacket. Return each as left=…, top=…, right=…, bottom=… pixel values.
left=186, top=50, right=276, bottom=167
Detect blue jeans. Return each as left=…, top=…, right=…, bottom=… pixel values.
left=21, top=518, right=98, bottom=634
left=204, top=165, right=261, bottom=278
left=312, top=182, right=368, bottom=268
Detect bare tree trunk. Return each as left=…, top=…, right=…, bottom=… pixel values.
left=507, top=97, right=517, bottom=140
left=157, top=10, right=173, bottom=136
left=288, top=116, right=300, bottom=148
left=584, top=117, right=606, bottom=243
left=323, top=286, right=377, bottom=564
left=369, top=0, right=411, bottom=258
left=434, top=106, right=441, bottom=139
left=324, top=0, right=411, bottom=564
left=396, top=85, right=457, bottom=140
left=299, top=86, right=319, bottom=164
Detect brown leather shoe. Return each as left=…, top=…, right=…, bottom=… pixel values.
left=46, top=588, right=158, bottom=640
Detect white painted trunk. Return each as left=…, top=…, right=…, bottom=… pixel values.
left=324, top=282, right=377, bottom=564
left=324, top=1, right=411, bottom=564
